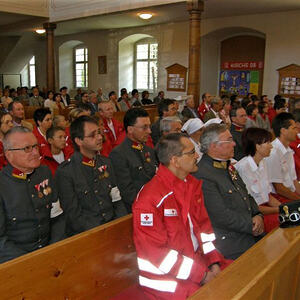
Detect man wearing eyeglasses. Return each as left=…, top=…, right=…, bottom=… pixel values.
left=133, top=133, right=227, bottom=300
left=193, top=123, right=264, bottom=261
left=0, top=126, right=64, bottom=263
left=109, top=108, right=158, bottom=212
left=55, top=116, right=127, bottom=236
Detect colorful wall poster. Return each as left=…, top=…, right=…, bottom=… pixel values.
left=219, top=70, right=250, bottom=95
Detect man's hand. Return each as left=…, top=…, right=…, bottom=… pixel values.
left=252, top=215, right=264, bottom=236
left=201, top=271, right=215, bottom=285
left=210, top=263, right=221, bottom=276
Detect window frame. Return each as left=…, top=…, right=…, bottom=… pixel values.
left=73, top=46, right=88, bottom=89
left=134, top=38, right=158, bottom=92
left=28, top=56, right=36, bottom=88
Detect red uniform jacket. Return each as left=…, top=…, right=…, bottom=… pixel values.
left=268, top=107, right=276, bottom=125
left=290, top=136, right=300, bottom=180
left=0, top=141, right=7, bottom=171
left=197, top=102, right=209, bottom=121
left=102, top=118, right=125, bottom=148
left=33, top=127, right=49, bottom=156
left=133, top=165, right=224, bottom=300
left=40, top=144, right=73, bottom=176
left=64, top=127, right=74, bottom=157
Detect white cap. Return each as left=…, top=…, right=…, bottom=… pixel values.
left=204, top=118, right=222, bottom=127
left=181, top=118, right=204, bottom=135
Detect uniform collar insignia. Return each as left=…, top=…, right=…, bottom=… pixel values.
left=212, top=160, right=228, bottom=169
left=233, top=123, right=244, bottom=132
left=132, top=142, right=143, bottom=151
left=12, top=168, right=27, bottom=180
left=82, top=156, right=95, bottom=167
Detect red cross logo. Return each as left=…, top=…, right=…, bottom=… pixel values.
left=144, top=215, right=149, bottom=221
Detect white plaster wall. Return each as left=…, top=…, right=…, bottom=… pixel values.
left=2, top=9, right=300, bottom=100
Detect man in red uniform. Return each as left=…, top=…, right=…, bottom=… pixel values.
left=98, top=100, right=125, bottom=148
left=133, top=133, right=225, bottom=300
left=197, top=93, right=211, bottom=121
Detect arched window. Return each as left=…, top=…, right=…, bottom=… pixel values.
left=21, top=56, right=36, bottom=88
left=74, top=47, right=88, bottom=88
left=135, top=39, right=158, bottom=91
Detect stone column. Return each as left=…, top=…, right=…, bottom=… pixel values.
left=43, top=22, right=57, bottom=91
left=187, top=0, right=204, bottom=107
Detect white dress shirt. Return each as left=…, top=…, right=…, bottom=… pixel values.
left=235, top=155, right=272, bottom=205
left=265, top=138, right=297, bottom=192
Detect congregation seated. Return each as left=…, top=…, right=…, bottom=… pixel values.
left=98, top=100, right=125, bottom=148
left=0, top=126, right=65, bottom=263
left=119, top=89, right=132, bottom=112
left=29, top=86, right=44, bottom=107
left=108, top=90, right=121, bottom=112
left=265, top=112, right=300, bottom=201
left=198, top=92, right=212, bottom=121
left=131, top=89, right=142, bottom=107
left=141, top=90, right=153, bottom=105
left=229, top=106, right=247, bottom=161
left=87, top=92, right=98, bottom=115
left=256, top=100, right=271, bottom=131
left=60, top=86, right=71, bottom=106
left=32, top=108, right=53, bottom=155
left=181, top=118, right=204, bottom=163
left=193, top=123, right=264, bottom=260
left=245, top=103, right=258, bottom=128
left=0, top=111, right=13, bottom=170
left=181, top=95, right=199, bottom=122
left=40, top=126, right=73, bottom=176
left=109, top=108, right=158, bottom=212
left=55, top=116, right=127, bottom=237
left=8, top=101, right=33, bottom=131
left=151, top=98, right=177, bottom=145
left=153, top=90, right=165, bottom=104
left=235, top=128, right=281, bottom=232
left=268, top=97, right=286, bottom=125
left=160, top=116, right=182, bottom=137
left=1, top=88, right=13, bottom=110
left=203, top=96, right=223, bottom=123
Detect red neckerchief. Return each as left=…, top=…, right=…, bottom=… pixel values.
left=233, top=123, right=244, bottom=132
left=125, top=100, right=131, bottom=109
left=248, top=115, right=256, bottom=121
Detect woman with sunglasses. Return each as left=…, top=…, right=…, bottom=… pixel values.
left=235, top=127, right=281, bottom=232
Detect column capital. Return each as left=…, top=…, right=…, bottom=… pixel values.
left=43, top=22, right=57, bottom=31
left=187, top=0, right=204, bottom=13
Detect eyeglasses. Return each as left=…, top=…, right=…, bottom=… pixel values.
left=7, top=143, right=39, bottom=153
left=179, top=148, right=196, bottom=156
left=84, top=129, right=102, bottom=139
left=215, top=138, right=234, bottom=144
left=133, top=125, right=151, bottom=131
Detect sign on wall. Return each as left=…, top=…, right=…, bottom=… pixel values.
left=222, top=61, right=264, bottom=70
left=166, top=63, right=187, bottom=92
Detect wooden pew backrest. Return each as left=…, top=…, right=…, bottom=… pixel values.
left=0, top=215, right=137, bottom=300
left=189, top=226, right=300, bottom=300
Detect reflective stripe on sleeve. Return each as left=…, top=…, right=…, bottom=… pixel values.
left=176, top=256, right=194, bottom=280
left=200, top=233, right=216, bottom=243
left=139, top=275, right=177, bottom=292
left=202, top=241, right=216, bottom=254
left=137, top=258, right=164, bottom=275
left=159, top=249, right=178, bottom=273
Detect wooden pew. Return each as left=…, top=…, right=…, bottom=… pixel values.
left=24, top=106, right=40, bottom=119
left=189, top=226, right=300, bottom=300
left=2, top=214, right=300, bottom=300
left=0, top=215, right=138, bottom=300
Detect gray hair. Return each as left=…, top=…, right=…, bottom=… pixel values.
left=160, top=116, right=182, bottom=133
left=211, top=96, right=221, bottom=106
left=156, top=133, right=187, bottom=166
left=3, top=126, right=31, bottom=151
left=200, top=123, right=227, bottom=154
left=98, top=100, right=112, bottom=112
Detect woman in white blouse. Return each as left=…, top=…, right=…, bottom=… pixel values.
left=235, top=127, right=281, bottom=232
